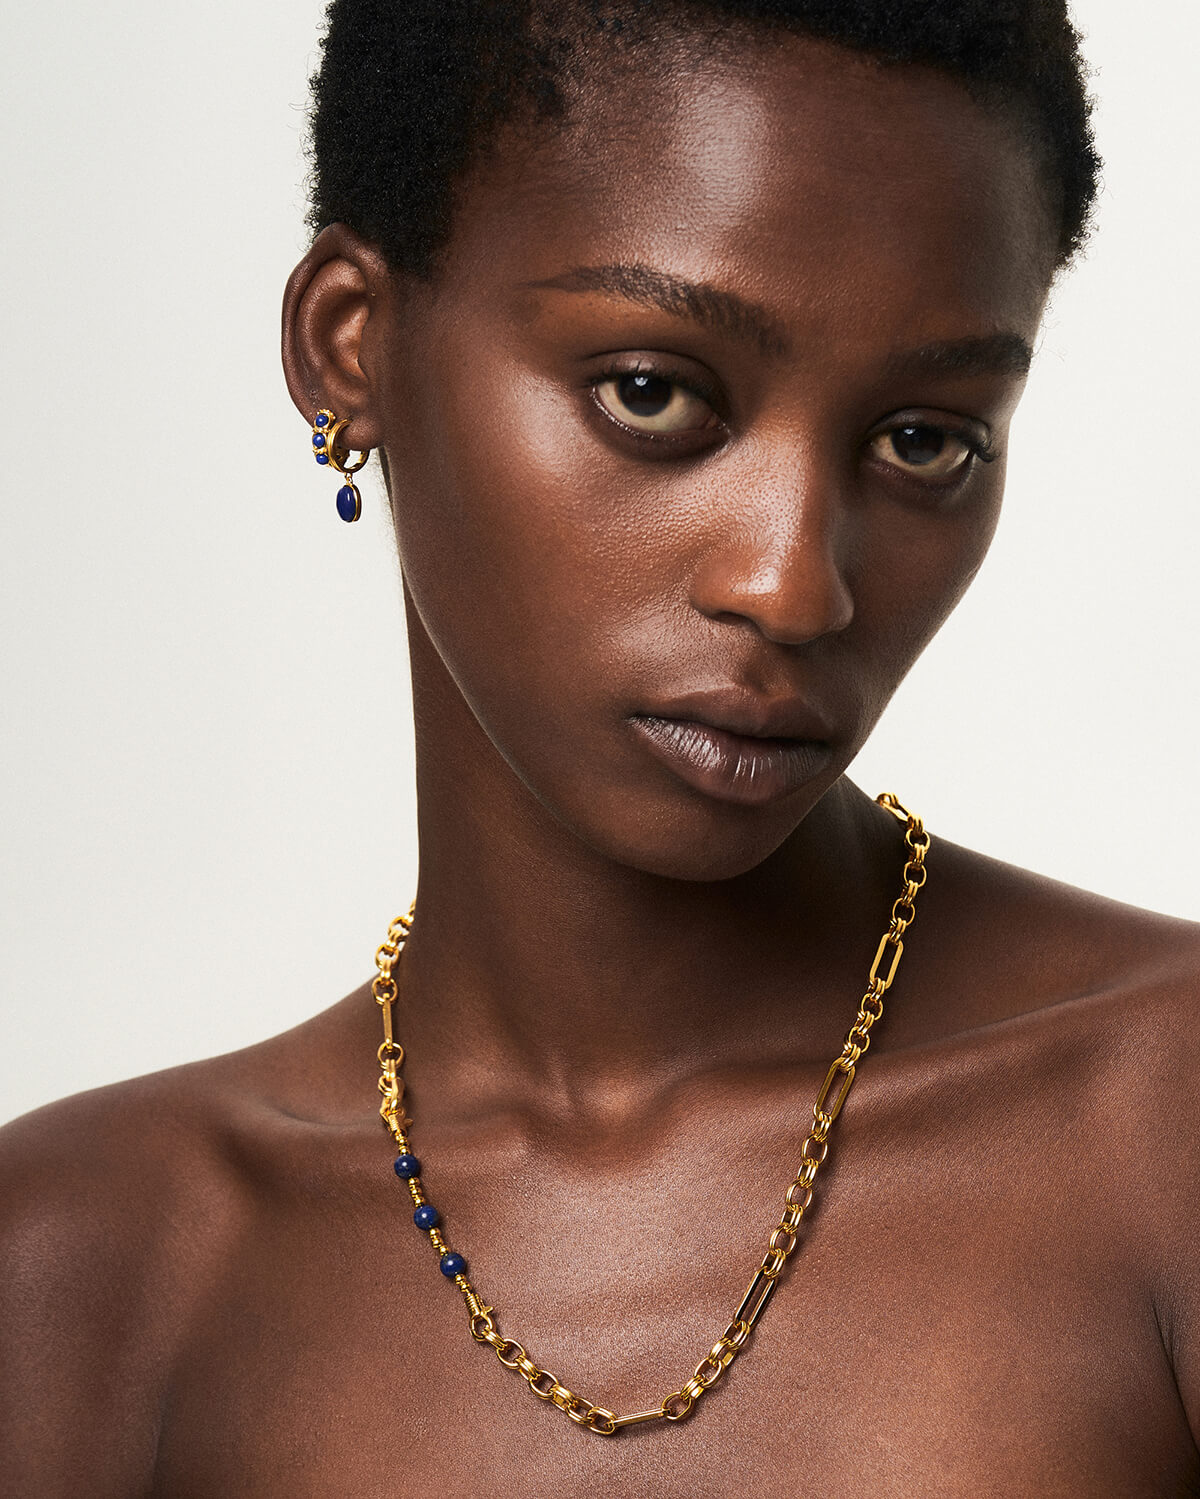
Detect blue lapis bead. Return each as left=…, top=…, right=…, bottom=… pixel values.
left=312, top=433, right=326, bottom=449
left=413, top=1204, right=439, bottom=1230
left=336, top=484, right=360, bottom=523
left=440, top=1251, right=466, bottom=1278
left=315, top=452, right=330, bottom=465
left=393, top=1153, right=421, bottom=1179
left=314, top=412, right=329, bottom=428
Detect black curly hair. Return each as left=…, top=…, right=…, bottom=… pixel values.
left=308, top=0, right=1100, bottom=282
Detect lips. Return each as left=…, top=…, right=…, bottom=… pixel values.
left=636, top=686, right=834, bottom=743
left=628, top=688, right=835, bottom=806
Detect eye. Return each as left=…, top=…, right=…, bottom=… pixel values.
left=867, top=421, right=994, bottom=481
left=590, top=365, right=720, bottom=438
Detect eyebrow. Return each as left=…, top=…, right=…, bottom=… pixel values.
left=884, top=333, right=1033, bottom=379
left=520, top=262, right=792, bottom=359
left=521, top=261, right=1033, bottom=378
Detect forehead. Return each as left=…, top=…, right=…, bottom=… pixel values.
left=436, top=32, right=1055, bottom=346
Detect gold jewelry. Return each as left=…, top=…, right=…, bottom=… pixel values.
left=311, top=407, right=371, bottom=522
left=372, top=791, right=929, bottom=1435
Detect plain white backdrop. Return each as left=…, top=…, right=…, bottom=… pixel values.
left=1, top=1, right=1196, bottom=1126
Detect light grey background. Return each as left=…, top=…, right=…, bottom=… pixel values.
left=2, top=1, right=1196, bottom=1125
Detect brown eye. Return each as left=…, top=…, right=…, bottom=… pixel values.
left=593, top=370, right=717, bottom=436
left=869, top=424, right=975, bottom=479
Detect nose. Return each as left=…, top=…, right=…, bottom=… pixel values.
left=687, top=451, right=855, bottom=646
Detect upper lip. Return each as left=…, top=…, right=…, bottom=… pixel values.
left=634, top=686, right=834, bottom=742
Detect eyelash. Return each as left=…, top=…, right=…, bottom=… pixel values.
left=586, top=360, right=998, bottom=476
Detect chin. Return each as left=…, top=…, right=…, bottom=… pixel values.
left=542, top=773, right=840, bottom=884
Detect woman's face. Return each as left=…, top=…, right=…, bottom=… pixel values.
left=369, top=32, right=1055, bottom=880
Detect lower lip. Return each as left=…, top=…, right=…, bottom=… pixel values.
left=629, top=715, right=832, bottom=806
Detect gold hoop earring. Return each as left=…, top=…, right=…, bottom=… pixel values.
left=311, top=408, right=371, bottom=522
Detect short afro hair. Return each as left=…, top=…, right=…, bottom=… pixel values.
left=308, top=0, right=1100, bottom=281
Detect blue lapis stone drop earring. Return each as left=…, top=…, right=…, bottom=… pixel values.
left=311, top=407, right=371, bottom=522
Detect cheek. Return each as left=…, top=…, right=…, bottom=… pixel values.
left=383, top=352, right=660, bottom=737
left=851, top=461, right=1006, bottom=720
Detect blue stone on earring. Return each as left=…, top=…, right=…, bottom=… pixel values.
left=310, top=411, right=370, bottom=521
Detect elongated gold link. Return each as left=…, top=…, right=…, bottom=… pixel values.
left=374, top=795, right=927, bottom=1434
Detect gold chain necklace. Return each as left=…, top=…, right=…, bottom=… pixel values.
left=372, top=791, right=929, bottom=1435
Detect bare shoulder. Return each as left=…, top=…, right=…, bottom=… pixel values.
left=925, top=834, right=1200, bottom=1033
left=913, top=835, right=1200, bottom=1249
left=0, top=1061, right=252, bottom=1496
left=0, top=993, right=369, bottom=1498
left=925, top=838, right=1200, bottom=1436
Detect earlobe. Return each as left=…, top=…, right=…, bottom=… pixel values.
left=281, top=223, right=391, bottom=452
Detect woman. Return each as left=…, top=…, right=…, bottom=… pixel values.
left=3, top=0, right=1198, bottom=1491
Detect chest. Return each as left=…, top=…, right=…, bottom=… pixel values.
left=153, top=1080, right=1193, bottom=1497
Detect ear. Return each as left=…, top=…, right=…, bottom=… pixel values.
left=281, top=224, right=394, bottom=452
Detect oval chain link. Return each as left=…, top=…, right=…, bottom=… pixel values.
left=374, top=793, right=928, bottom=1433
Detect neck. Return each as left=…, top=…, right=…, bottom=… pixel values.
left=393, top=630, right=903, bottom=1129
